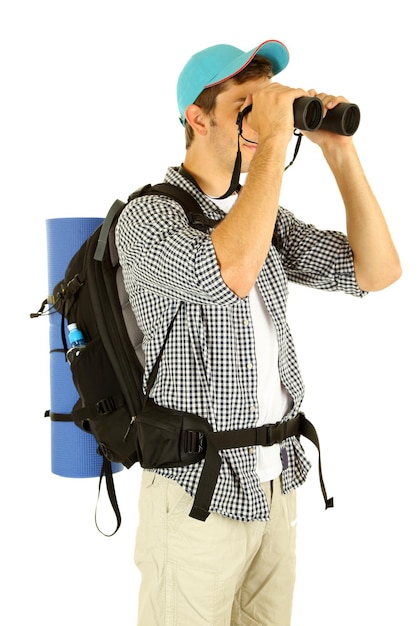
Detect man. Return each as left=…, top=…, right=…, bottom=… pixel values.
left=116, top=40, right=401, bottom=626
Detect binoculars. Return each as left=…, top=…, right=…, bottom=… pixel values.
left=294, top=96, right=360, bottom=135
left=238, top=98, right=360, bottom=136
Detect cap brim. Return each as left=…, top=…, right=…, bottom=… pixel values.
left=205, top=39, right=289, bottom=89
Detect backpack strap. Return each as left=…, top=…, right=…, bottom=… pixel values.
left=94, top=182, right=219, bottom=263
left=146, top=183, right=220, bottom=232
left=95, top=456, right=122, bottom=536
left=45, top=409, right=72, bottom=422
left=187, top=412, right=333, bottom=522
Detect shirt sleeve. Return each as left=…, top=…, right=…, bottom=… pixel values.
left=274, top=206, right=367, bottom=297
left=115, top=194, right=240, bottom=306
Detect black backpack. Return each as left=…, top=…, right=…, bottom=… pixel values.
left=32, top=182, right=333, bottom=535
left=32, top=182, right=218, bottom=535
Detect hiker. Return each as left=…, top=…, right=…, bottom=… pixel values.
left=115, top=39, right=401, bottom=626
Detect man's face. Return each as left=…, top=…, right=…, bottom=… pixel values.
left=207, top=76, right=271, bottom=174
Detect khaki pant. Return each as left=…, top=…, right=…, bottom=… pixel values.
left=135, top=471, right=297, bottom=626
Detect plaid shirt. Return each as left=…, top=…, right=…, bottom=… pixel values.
left=116, top=166, right=366, bottom=522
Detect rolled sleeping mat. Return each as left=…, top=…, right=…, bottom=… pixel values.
left=46, top=217, right=123, bottom=478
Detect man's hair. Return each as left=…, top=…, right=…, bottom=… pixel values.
left=184, top=55, right=273, bottom=148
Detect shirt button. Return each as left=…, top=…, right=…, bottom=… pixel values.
left=247, top=362, right=253, bottom=370
left=249, top=447, right=255, bottom=454
left=243, top=319, right=249, bottom=326
left=250, top=405, right=256, bottom=413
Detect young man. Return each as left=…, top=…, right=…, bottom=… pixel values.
left=116, top=40, right=401, bottom=626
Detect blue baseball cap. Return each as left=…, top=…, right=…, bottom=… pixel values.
left=177, top=39, right=289, bottom=125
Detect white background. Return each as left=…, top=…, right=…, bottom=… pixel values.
left=1, top=1, right=419, bottom=624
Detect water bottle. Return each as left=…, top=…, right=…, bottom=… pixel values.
left=66, top=323, right=87, bottom=363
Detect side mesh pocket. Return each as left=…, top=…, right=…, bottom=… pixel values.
left=69, top=336, right=123, bottom=407
left=69, top=337, right=138, bottom=466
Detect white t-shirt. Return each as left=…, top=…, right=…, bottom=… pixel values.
left=210, top=193, right=292, bottom=482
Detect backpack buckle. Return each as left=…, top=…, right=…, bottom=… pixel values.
left=96, top=397, right=117, bottom=415
left=184, top=430, right=205, bottom=454
left=257, top=422, right=286, bottom=446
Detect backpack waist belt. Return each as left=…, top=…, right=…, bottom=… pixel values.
left=182, top=411, right=334, bottom=521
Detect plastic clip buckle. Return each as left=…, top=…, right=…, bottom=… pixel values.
left=258, top=422, right=285, bottom=446
left=184, top=430, right=204, bottom=454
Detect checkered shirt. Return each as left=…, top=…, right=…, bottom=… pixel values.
left=115, top=166, right=366, bottom=522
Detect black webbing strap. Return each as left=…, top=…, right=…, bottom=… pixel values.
left=189, top=412, right=334, bottom=521
left=95, top=457, right=122, bottom=537
left=146, top=183, right=220, bottom=231
left=297, top=414, right=334, bottom=511
left=72, top=394, right=127, bottom=421
left=45, top=410, right=72, bottom=422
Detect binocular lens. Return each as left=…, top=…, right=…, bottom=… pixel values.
left=293, top=97, right=323, bottom=132
left=294, top=97, right=360, bottom=136
left=320, top=103, right=360, bottom=136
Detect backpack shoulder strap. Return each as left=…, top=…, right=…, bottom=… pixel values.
left=128, top=183, right=219, bottom=232
left=145, top=182, right=220, bottom=232
left=94, top=182, right=219, bottom=263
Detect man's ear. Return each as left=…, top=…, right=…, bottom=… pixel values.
left=184, top=104, right=208, bottom=136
